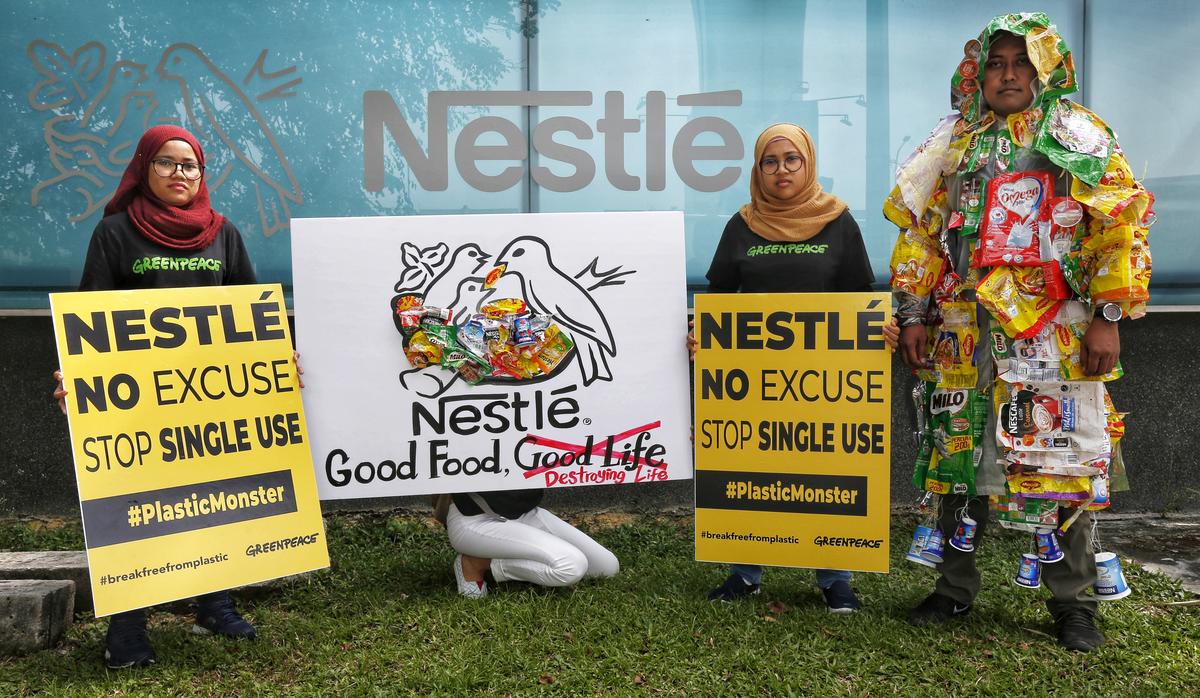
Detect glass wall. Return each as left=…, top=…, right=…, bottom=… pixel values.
left=2, top=1, right=1196, bottom=306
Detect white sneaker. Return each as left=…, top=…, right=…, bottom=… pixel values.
left=453, top=554, right=488, bottom=599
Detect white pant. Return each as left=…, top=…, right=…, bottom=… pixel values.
left=446, top=505, right=619, bottom=587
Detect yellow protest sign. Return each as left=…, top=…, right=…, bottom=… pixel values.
left=693, top=293, right=891, bottom=572
left=50, top=284, right=329, bottom=616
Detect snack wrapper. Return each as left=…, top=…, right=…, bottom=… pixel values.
left=953, top=175, right=987, bottom=237
left=396, top=300, right=575, bottom=384
left=921, top=387, right=987, bottom=496
left=420, top=322, right=460, bottom=360
left=927, top=301, right=978, bottom=388
left=1033, top=101, right=1111, bottom=187
left=1081, top=231, right=1151, bottom=304
left=996, top=380, right=1108, bottom=454
left=977, top=170, right=1054, bottom=267
left=1005, top=472, right=1092, bottom=501
left=1054, top=301, right=1124, bottom=381
left=1103, top=389, right=1125, bottom=448
left=883, top=186, right=915, bottom=229
left=397, top=308, right=426, bottom=337
left=957, top=132, right=996, bottom=175
left=994, top=493, right=1059, bottom=531
left=975, top=266, right=1063, bottom=340
left=889, top=227, right=944, bottom=298
left=1006, top=109, right=1043, bottom=150
left=391, top=293, right=426, bottom=337
left=404, top=329, right=442, bottom=369
left=1071, top=149, right=1154, bottom=225
left=1004, top=450, right=1106, bottom=477
left=481, top=298, right=528, bottom=319
left=530, top=325, right=574, bottom=374
left=894, top=114, right=961, bottom=221
left=911, top=382, right=936, bottom=492
left=453, top=351, right=493, bottom=384
left=997, top=322, right=1062, bottom=383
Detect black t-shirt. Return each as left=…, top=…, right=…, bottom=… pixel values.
left=452, top=490, right=544, bottom=520
left=705, top=209, right=874, bottom=293
left=78, top=212, right=256, bottom=291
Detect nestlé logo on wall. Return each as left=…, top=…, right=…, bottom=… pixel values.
left=363, top=89, right=745, bottom=193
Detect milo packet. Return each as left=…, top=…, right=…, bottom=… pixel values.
left=923, top=387, right=986, bottom=496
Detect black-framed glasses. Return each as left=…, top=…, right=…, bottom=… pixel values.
left=759, top=154, right=804, bottom=175
left=151, top=158, right=204, bottom=181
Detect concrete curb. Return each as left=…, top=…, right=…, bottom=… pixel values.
left=0, top=579, right=74, bottom=655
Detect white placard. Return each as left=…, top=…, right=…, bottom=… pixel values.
left=292, top=212, right=692, bottom=499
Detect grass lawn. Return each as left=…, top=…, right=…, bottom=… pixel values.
left=2, top=511, right=1197, bottom=696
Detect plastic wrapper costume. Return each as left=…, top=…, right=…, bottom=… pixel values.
left=883, top=13, right=1154, bottom=523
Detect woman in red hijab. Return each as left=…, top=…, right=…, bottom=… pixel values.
left=77, top=124, right=256, bottom=290
left=55, top=125, right=258, bottom=669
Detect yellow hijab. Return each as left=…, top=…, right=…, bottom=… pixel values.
left=739, top=123, right=847, bottom=242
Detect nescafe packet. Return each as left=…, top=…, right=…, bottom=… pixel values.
left=996, top=380, right=1108, bottom=454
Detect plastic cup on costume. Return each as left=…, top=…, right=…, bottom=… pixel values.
left=1093, top=552, right=1131, bottom=600
left=1013, top=553, right=1042, bottom=589
left=906, top=524, right=938, bottom=568
left=949, top=515, right=978, bottom=553
left=920, top=527, right=946, bottom=564
left=1035, top=528, right=1065, bottom=563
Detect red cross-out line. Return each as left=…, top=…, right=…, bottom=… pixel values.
left=522, top=420, right=666, bottom=478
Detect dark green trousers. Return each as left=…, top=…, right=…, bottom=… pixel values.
left=933, top=494, right=1098, bottom=615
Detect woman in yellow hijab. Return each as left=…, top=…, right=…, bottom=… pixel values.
left=693, top=123, right=884, bottom=611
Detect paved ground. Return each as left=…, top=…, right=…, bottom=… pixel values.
left=1102, top=512, right=1200, bottom=595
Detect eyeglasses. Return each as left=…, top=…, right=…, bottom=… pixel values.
left=151, top=158, right=204, bottom=181
left=759, top=154, right=804, bottom=175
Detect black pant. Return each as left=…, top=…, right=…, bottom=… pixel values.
left=933, top=494, right=1098, bottom=616
left=109, top=590, right=229, bottom=625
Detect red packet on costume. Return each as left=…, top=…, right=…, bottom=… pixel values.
left=976, top=171, right=1054, bottom=267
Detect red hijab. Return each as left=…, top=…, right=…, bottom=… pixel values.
left=104, top=125, right=225, bottom=251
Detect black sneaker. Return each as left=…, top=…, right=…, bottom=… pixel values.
left=908, top=592, right=971, bottom=626
left=821, top=580, right=861, bottom=614
left=708, top=573, right=760, bottom=602
left=193, top=591, right=257, bottom=639
left=104, top=610, right=155, bottom=669
left=1054, top=607, right=1105, bottom=652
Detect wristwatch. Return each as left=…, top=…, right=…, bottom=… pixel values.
left=1094, top=302, right=1123, bottom=323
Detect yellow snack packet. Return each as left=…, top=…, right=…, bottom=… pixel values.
left=928, top=301, right=978, bottom=388
left=975, top=266, right=1063, bottom=340
left=889, top=230, right=944, bottom=297
left=1085, top=237, right=1151, bottom=303
left=1006, top=472, right=1091, bottom=501
left=1053, top=303, right=1124, bottom=381
left=1071, top=153, right=1153, bottom=225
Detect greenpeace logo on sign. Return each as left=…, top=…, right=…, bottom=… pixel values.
left=363, top=90, right=743, bottom=193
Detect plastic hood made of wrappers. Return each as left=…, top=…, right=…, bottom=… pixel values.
left=883, top=11, right=1155, bottom=318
